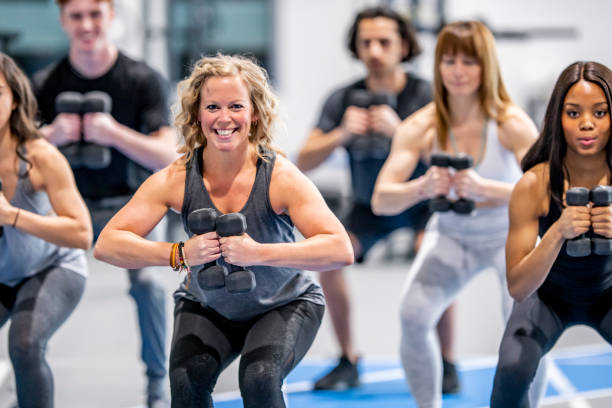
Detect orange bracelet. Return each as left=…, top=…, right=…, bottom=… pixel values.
left=170, top=242, right=179, bottom=271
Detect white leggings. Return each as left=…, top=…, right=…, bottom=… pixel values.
left=399, top=227, right=548, bottom=408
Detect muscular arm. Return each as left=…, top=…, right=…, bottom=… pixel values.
left=506, top=167, right=590, bottom=301
left=102, top=123, right=179, bottom=171
left=296, top=127, right=350, bottom=171
left=371, top=104, right=435, bottom=215
left=1, top=140, right=92, bottom=249
left=94, top=161, right=186, bottom=269
left=243, top=156, right=353, bottom=271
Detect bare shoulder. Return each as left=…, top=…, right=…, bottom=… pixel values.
left=499, top=104, right=538, bottom=137
left=271, top=154, right=305, bottom=186
left=158, top=156, right=188, bottom=183
left=27, top=138, right=66, bottom=168
left=269, top=154, right=318, bottom=214
left=498, top=104, right=538, bottom=150
left=513, top=162, right=549, bottom=216
left=140, top=156, right=188, bottom=211
left=396, top=102, right=436, bottom=149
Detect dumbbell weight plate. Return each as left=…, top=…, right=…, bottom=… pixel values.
left=80, top=143, right=112, bottom=169
left=225, top=270, right=256, bottom=294
left=450, top=154, right=473, bottom=170
left=346, top=135, right=371, bottom=160
left=369, top=134, right=391, bottom=160
left=430, top=153, right=451, bottom=167
left=592, top=238, right=612, bottom=256
left=216, top=213, right=247, bottom=237
left=566, top=238, right=591, bottom=257
left=197, top=263, right=228, bottom=289
left=187, top=208, right=217, bottom=235
left=452, top=199, right=475, bottom=215
left=429, top=197, right=451, bottom=212
left=60, top=143, right=83, bottom=168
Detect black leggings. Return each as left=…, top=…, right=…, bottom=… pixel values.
left=169, top=297, right=324, bottom=408
left=491, top=290, right=612, bottom=407
left=0, top=266, right=86, bottom=408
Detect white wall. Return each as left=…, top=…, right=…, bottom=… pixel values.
left=111, top=0, right=145, bottom=60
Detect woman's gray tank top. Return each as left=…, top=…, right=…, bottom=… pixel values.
left=0, top=150, right=87, bottom=286
left=175, top=147, right=324, bottom=321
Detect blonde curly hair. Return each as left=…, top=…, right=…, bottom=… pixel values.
left=174, top=54, right=279, bottom=162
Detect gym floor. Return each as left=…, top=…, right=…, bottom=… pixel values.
left=0, top=228, right=609, bottom=407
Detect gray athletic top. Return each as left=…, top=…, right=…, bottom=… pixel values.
left=0, top=151, right=87, bottom=286
left=175, top=147, right=325, bottom=321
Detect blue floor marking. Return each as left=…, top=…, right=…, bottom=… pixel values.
left=214, top=348, right=612, bottom=407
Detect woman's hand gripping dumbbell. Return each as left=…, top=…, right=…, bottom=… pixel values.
left=187, top=209, right=256, bottom=293
left=216, top=213, right=257, bottom=294
left=187, top=208, right=225, bottom=289
left=427, top=152, right=475, bottom=214
left=565, top=186, right=612, bottom=257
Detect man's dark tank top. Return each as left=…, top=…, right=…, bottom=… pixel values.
left=538, top=198, right=612, bottom=303
left=174, top=147, right=324, bottom=321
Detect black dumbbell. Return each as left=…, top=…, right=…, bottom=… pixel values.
left=345, top=90, right=373, bottom=160
left=80, top=91, right=112, bottom=169
left=187, top=208, right=227, bottom=289
left=345, top=90, right=396, bottom=160
left=590, top=186, right=612, bottom=255
left=0, top=177, right=3, bottom=237
left=216, top=213, right=256, bottom=294
left=368, top=92, right=397, bottom=159
left=450, top=154, right=476, bottom=215
left=428, top=153, right=475, bottom=214
left=565, top=187, right=591, bottom=257
left=428, top=153, right=453, bottom=212
left=55, top=92, right=83, bottom=167
left=54, top=91, right=112, bottom=170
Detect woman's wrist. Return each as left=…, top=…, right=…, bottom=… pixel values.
left=414, top=176, right=428, bottom=201
left=12, top=207, right=21, bottom=228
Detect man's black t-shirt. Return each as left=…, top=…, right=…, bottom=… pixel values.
left=315, top=72, right=432, bottom=205
left=32, top=52, right=171, bottom=200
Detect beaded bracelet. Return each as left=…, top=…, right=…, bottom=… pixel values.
left=177, top=241, right=190, bottom=272
left=177, top=241, right=192, bottom=288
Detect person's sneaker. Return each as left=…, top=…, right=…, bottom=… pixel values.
left=442, top=358, right=461, bottom=394
left=313, top=355, right=360, bottom=390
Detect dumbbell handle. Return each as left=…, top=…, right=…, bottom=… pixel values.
left=591, top=186, right=612, bottom=240
left=216, top=213, right=248, bottom=272
left=589, top=186, right=612, bottom=256
left=186, top=208, right=228, bottom=290
left=215, top=213, right=256, bottom=293
left=428, top=153, right=475, bottom=214
left=565, top=187, right=591, bottom=257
